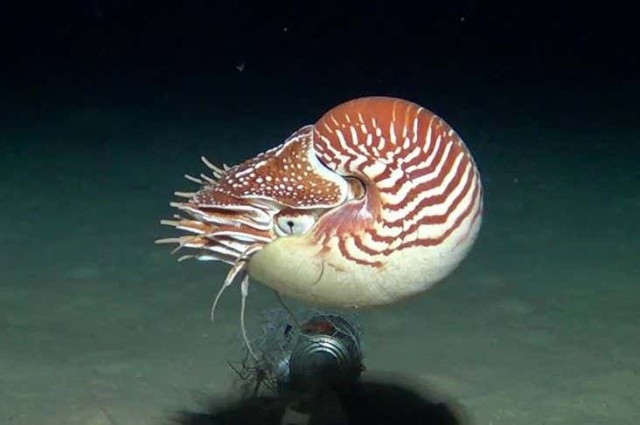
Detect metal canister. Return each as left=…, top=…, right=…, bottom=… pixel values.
left=286, top=314, right=363, bottom=393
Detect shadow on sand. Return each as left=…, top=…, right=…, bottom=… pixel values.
left=169, top=372, right=473, bottom=425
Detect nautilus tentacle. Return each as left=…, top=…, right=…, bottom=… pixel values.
left=158, top=97, right=483, bottom=348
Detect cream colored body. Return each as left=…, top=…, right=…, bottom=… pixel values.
left=249, top=211, right=482, bottom=308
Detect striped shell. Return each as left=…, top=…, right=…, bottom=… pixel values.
left=159, top=97, right=482, bottom=313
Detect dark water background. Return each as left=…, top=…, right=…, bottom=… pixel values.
left=1, top=1, right=638, bottom=424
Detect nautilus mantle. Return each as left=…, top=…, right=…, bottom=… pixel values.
left=158, top=97, right=483, bottom=310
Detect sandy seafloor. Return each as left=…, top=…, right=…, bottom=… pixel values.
left=1, top=87, right=638, bottom=425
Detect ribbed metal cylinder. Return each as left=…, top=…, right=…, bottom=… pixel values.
left=287, top=315, right=362, bottom=391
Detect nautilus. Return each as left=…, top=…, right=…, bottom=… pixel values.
left=157, top=97, right=483, bottom=353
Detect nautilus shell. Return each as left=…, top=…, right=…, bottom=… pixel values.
left=158, top=97, right=483, bottom=313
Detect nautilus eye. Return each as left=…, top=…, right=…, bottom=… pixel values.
left=274, top=211, right=316, bottom=236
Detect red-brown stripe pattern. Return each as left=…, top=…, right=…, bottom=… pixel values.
left=312, top=97, right=483, bottom=267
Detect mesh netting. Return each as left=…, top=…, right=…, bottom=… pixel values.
left=228, top=307, right=363, bottom=397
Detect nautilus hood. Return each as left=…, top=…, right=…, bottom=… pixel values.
left=195, top=125, right=350, bottom=210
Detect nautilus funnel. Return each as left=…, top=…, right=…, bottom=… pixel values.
left=158, top=96, right=483, bottom=311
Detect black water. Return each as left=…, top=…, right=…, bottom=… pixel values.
left=1, top=1, right=638, bottom=424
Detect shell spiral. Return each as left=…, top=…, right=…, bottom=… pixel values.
left=248, top=97, right=483, bottom=307
left=160, top=96, right=483, bottom=310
